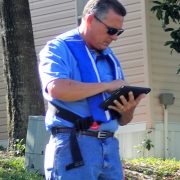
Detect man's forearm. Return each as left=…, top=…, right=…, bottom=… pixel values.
left=47, top=79, right=109, bottom=101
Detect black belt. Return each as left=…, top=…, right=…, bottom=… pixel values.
left=81, top=131, right=114, bottom=139
left=52, top=127, right=114, bottom=139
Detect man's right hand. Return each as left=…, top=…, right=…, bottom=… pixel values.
left=106, top=79, right=128, bottom=93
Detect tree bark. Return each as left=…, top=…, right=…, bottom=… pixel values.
left=0, top=0, right=45, bottom=148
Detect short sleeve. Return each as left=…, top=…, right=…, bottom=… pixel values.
left=39, top=38, right=72, bottom=92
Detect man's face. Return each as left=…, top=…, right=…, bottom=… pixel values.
left=88, top=9, right=124, bottom=51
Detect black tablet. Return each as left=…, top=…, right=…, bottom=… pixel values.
left=100, top=86, right=151, bottom=110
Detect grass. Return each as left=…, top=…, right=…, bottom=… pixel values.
left=1, top=150, right=180, bottom=180
left=124, top=157, right=180, bottom=179
left=0, top=151, right=44, bottom=180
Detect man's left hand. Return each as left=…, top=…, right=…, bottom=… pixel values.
left=107, top=91, right=145, bottom=126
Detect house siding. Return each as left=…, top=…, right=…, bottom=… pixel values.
left=28, top=0, right=150, bottom=126
left=147, top=0, right=180, bottom=124
left=111, top=0, right=150, bottom=124
left=29, top=0, right=77, bottom=55
left=0, top=0, right=152, bottom=147
left=118, top=0, right=180, bottom=160
left=0, top=40, right=8, bottom=145
left=24, top=0, right=180, bottom=161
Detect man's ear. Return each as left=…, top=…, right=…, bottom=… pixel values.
left=86, top=14, right=94, bottom=26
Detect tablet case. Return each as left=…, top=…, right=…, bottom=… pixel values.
left=100, top=86, right=151, bottom=110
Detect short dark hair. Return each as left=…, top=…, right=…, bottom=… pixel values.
left=82, top=0, right=126, bottom=20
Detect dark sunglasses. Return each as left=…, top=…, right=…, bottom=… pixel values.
left=94, top=15, right=124, bottom=36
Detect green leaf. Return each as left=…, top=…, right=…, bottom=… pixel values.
left=176, top=66, right=180, bottom=74
left=164, top=41, right=173, bottom=46
left=170, top=42, right=180, bottom=53
left=157, top=9, right=163, bottom=20
left=162, top=3, right=169, bottom=11
left=152, top=1, right=162, bottom=5
left=151, top=5, right=161, bottom=12
left=173, top=10, right=180, bottom=21
left=170, top=31, right=178, bottom=39
left=164, top=28, right=174, bottom=32
left=164, top=13, right=170, bottom=25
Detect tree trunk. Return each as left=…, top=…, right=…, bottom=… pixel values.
left=0, top=0, right=45, bottom=148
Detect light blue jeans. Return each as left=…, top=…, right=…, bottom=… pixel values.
left=44, top=132, right=124, bottom=180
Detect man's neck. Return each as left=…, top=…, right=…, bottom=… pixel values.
left=78, top=25, right=103, bottom=55
left=78, top=24, right=91, bottom=47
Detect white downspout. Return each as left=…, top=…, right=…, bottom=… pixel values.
left=159, top=93, right=175, bottom=159
left=164, top=105, right=168, bottom=159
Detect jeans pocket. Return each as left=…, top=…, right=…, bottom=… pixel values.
left=54, top=134, right=71, bottom=171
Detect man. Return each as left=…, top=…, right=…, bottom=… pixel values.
left=39, top=0, right=145, bottom=179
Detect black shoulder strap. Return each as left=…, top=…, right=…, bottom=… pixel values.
left=48, top=102, right=94, bottom=130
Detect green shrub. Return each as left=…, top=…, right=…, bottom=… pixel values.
left=13, top=139, right=26, bottom=156
left=124, top=157, right=180, bottom=179
left=0, top=154, right=44, bottom=180
left=0, top=146, right=5, bottom=151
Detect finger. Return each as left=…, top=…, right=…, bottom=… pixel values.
left=135, top=94, right=146, bottom=104
left=108, top=105, right=124, bottom=114
left=114, top=101, right=125, bottom=112
left=113, top=100, right=123, bottom=108
left=128, top=91, right=134, bottom=101
left=108, top=105, right=120, bottom=112
left=109, top=100, right=124, bottom=112
left=119, top=95, right=128, bottom=105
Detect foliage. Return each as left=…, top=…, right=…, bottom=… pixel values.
left=134, top=130, right=154, bottom=157
left=0, top=146, right=5, bottom=151
left=124, top=157, right=180, bottom=179
left=13, top=139, right=26, bottom=157
left=151, top=0, right=180, bottom=74
left=151, top=0, right=180, bottom=54
left=0, top=153, right=44, bottom=180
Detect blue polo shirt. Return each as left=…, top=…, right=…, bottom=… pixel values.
left=39, top=28, right=124, bottom=132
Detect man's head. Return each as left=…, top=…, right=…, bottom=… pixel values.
left=82, top=0, right=126, bottom=21
left=79, top=0, right=126, bottom=50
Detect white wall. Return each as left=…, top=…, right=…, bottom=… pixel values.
left=117, top=121, right=180, bottom=160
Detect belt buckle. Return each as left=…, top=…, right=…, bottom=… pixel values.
left=97, top=131, right=107, bottom=139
